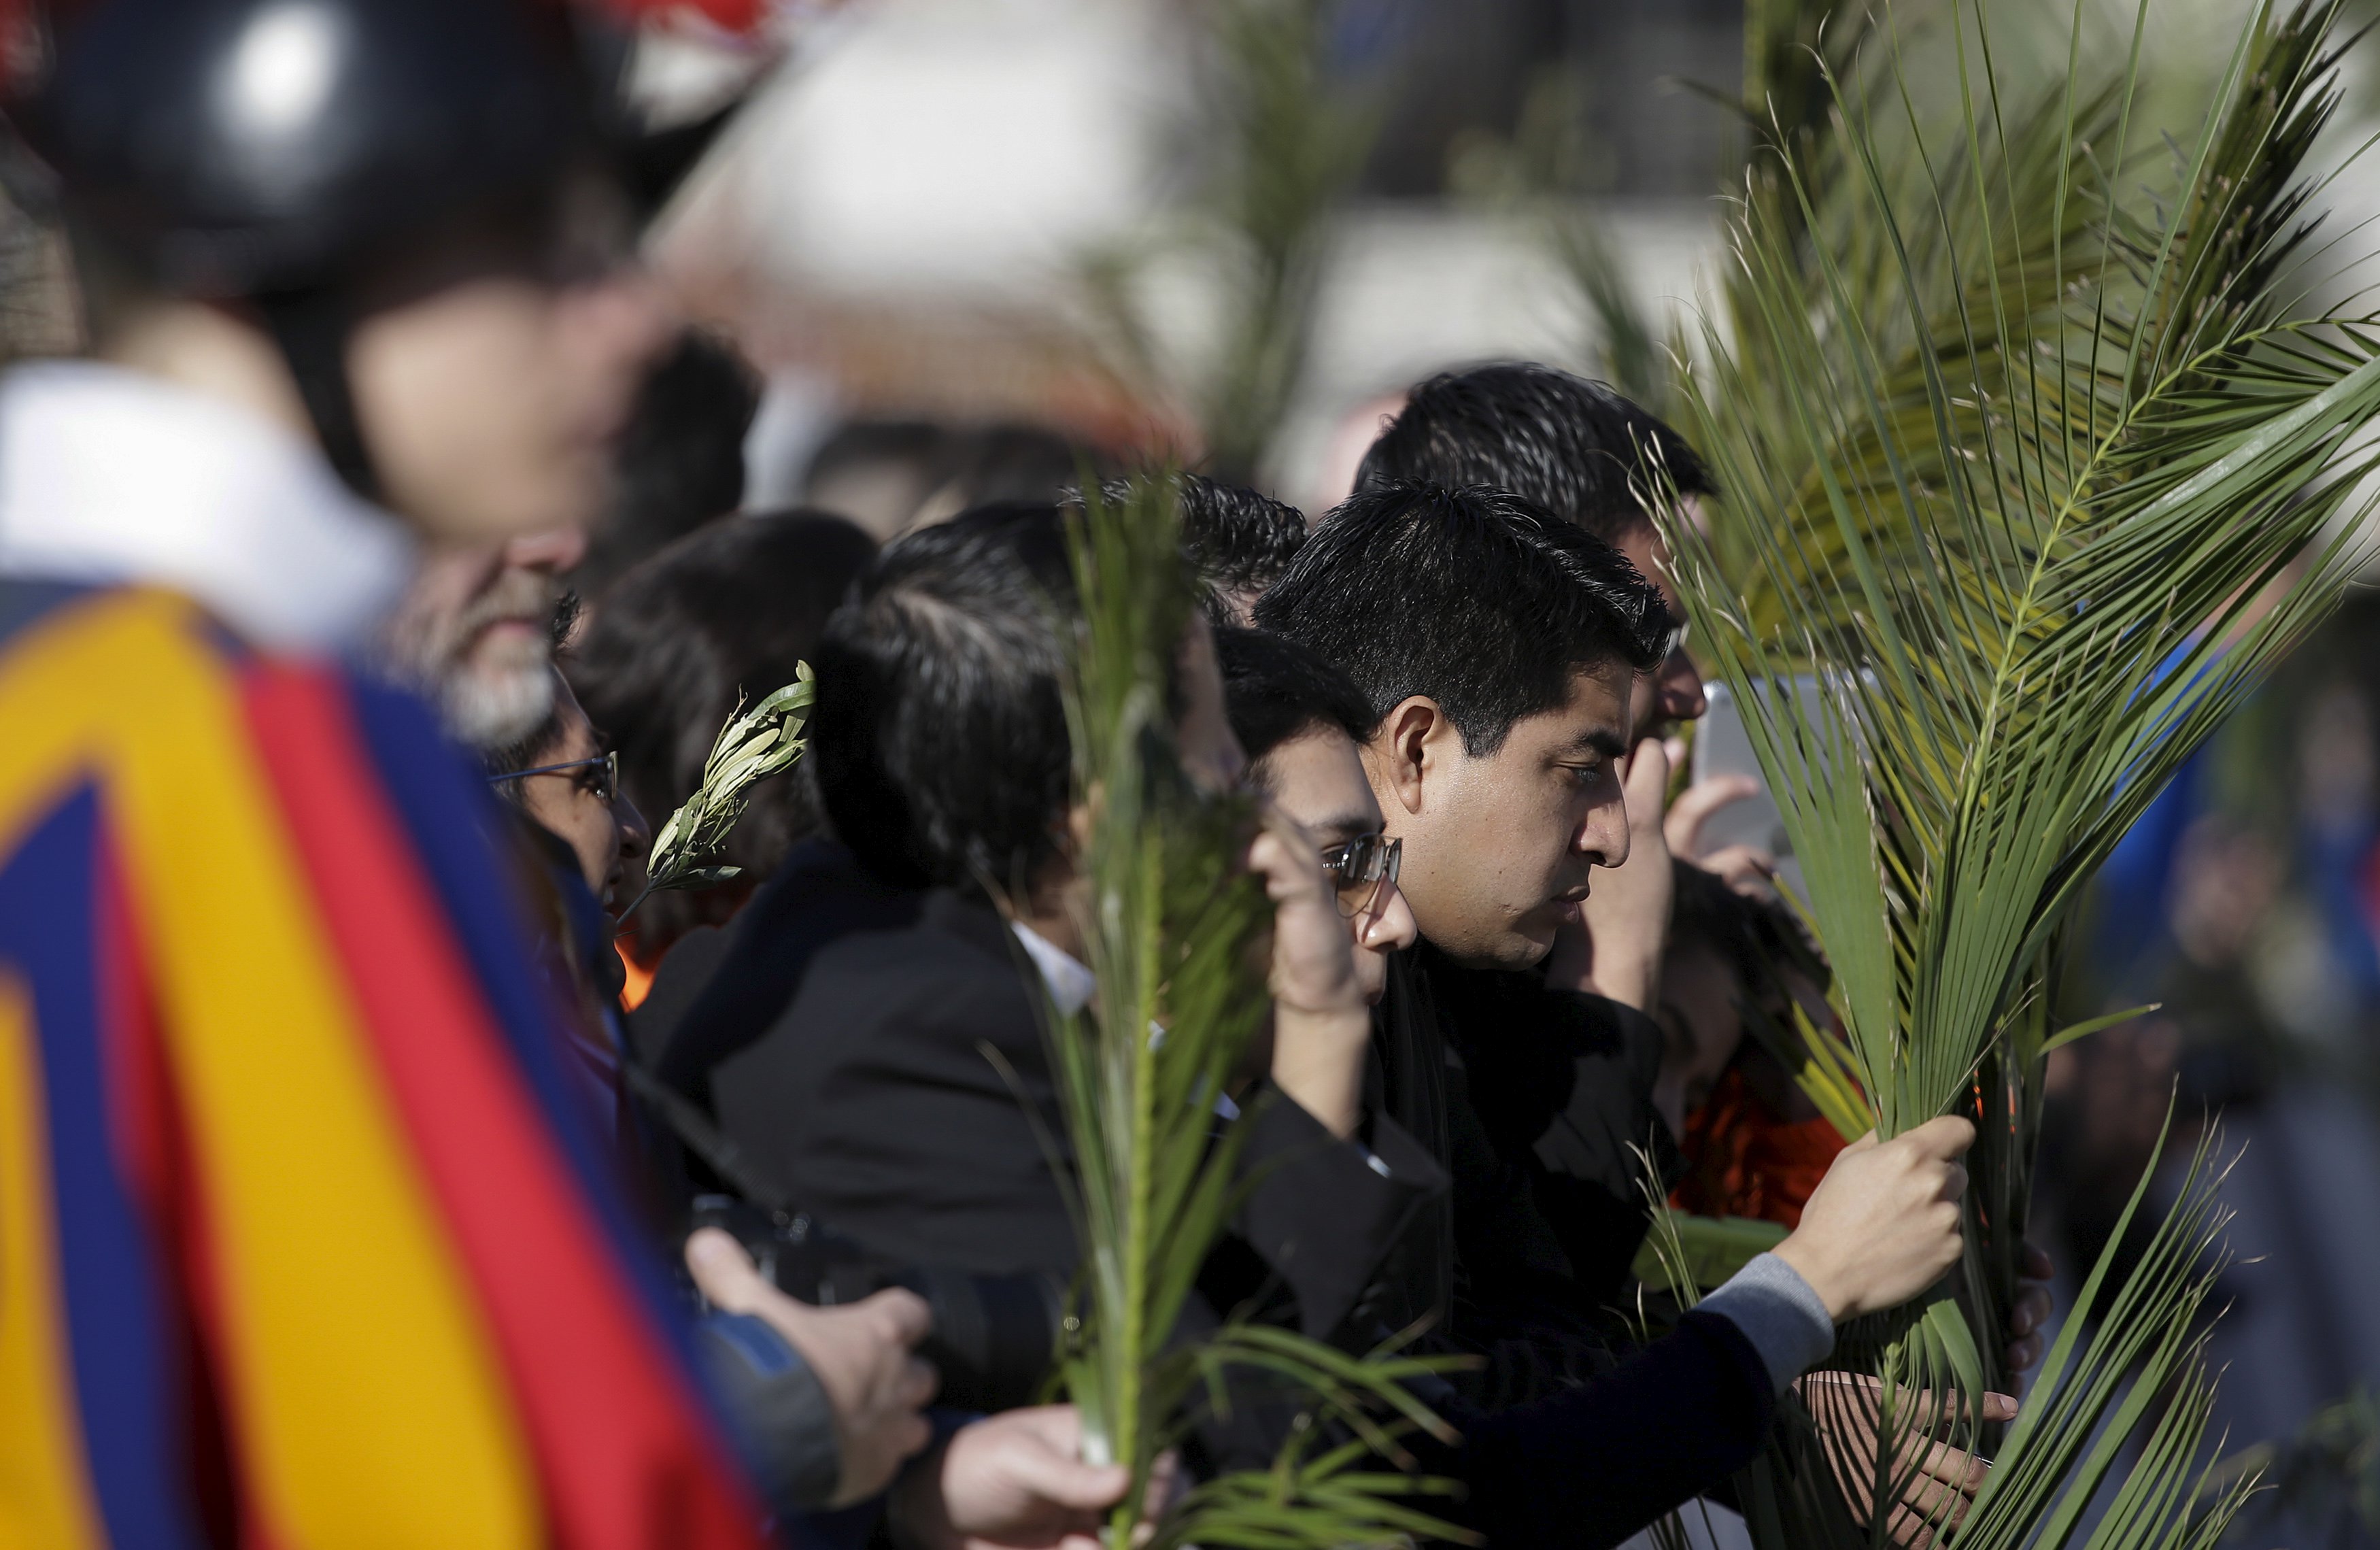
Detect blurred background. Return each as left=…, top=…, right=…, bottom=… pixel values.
left=15, top=0, right=2380, bottom=1537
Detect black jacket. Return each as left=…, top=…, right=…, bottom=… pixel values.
left=1422, top=942, right=1680, bottom=1310
left=653, top=846, right=1782, bottom=1550
left=1363, top=945, right=1782, bottom=1549
left=652, top=839, right=1444, bottom=1341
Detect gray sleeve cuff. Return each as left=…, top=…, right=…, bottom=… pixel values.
left=1695, top=1251, right=1835, bottom=1394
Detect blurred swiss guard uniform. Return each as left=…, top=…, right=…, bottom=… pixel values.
left=0, top=1, right=770, bottom=1545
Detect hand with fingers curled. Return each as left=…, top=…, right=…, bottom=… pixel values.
left=1773, top=1114, right=1975, bottom=1322
left=685, top=1227, right=940, bottom=1508
left=1663, top=765, right=1779, bottom=898
left=889, top=1406, right=1159, bottom=1550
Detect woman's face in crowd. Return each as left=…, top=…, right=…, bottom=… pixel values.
left=517, top=677, right=649, bottom=909
left=1255, top=726, right=1418, bottom=1005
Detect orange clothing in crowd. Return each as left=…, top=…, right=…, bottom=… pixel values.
left=1671, top=1066, right=1849, bottom=1229
left=619, top=941, right=659, bottom=1012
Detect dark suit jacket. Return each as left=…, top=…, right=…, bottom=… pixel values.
left=656, top=847, right=1777, bottom=1550
left=651, top=839, right=1444, bottom=1341
left=1419, top=941, right=1680, bottom=1309
left=1365, top=945, right=1781, bottom=1549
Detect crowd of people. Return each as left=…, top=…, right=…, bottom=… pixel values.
left=0, top=2, right=2052, bottom=1547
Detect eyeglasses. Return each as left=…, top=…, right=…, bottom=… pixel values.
left=488, top=749, right=617, bottom=803
left=1319, top=831, right=1401, bottom=919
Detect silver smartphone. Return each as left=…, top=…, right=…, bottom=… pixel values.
left=1689, top=678, right=1841, bottom=903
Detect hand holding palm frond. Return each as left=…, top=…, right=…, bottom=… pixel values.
left=1047, top=477, right=1469, bottom=1550
left=1656, top=1, right=2380, bottom=1544
left=626, top=666, right=815, bottom=917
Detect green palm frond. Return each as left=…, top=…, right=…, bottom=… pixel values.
left=1654, top=0, right=2380, bottom=1544
left=624, top=667, right=815, bottom=918
left=1047, top=476, right=1471, bottom=1550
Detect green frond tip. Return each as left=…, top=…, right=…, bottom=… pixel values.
left=625, top=664, right=816, bottom=917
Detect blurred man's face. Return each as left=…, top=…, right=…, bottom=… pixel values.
left=1366, top=662, right=1634, bottom=971
left=1612, top=516, right=1707, bottom=743
left=348, top=199, right=673, bottom=546
left=380, top=527, right=585, bottom=747
left=1255, top=725, right=1418, bottom=1005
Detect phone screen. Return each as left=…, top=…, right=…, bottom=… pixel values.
left=1689, top=680, right=1826, bottom=902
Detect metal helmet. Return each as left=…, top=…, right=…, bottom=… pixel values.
left=5, top=0, right=624, bottom=496
left=12, top=0, right=600, bottom=296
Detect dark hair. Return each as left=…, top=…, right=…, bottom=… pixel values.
left=1667, top=858, right=1831, bottom=1001
left=575, top=330, right=763, bottom=595
left=1075, top=473, right=1306, bottom=625
left=1170, top=475, right=1308, bottom=617
left=1253, top=481, right=1668, bottom=756
left=1214, top=626, right=1375, bottom=767
left=1357, top=363, right=1713, bottom=545
left=809, top=503, right=1081, bottom=894
left=567, top=510, right=877, bottom=947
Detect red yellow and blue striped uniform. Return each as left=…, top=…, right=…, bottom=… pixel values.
left=0, top=581, right=768, bottom=1549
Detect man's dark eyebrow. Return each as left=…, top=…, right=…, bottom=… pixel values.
left=1571, top=727, right=1629, bottom=759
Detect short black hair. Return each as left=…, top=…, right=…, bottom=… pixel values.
left=568, top=509, right=877, bottom=948
left=1074, top=473, right=1306, bottom=625
left=1214, top=626, right=1375, bottom=766
left=1357, top=363, right=1712, bottom=545
left=1254, top=481, right=1668, bottom=756
left=1170, top=474, right=1307, bottom=611
left=809, top=503, right=1080, bottom=894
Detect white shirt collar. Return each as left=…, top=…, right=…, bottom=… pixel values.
left=0, top=360, right=413, bottom=654
left=1010, top=921, right=1098, bottom=1019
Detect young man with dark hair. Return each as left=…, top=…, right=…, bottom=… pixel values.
left=1349, top=375, right=2057, bottom=1345
left=1355, top=362, right=1782, bottom=896
left=1255, top=479, right=1689, bottom=1316
left=1253, top=481, right=1999, bottom=1544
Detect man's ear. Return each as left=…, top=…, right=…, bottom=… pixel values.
left=1365, top=696, right=1446, bottom=817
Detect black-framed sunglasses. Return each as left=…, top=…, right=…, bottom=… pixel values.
left=487, top=749, right=618, bottom=803
left=1319, top=831, right=1401, bottom=919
